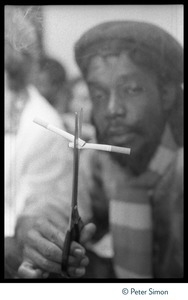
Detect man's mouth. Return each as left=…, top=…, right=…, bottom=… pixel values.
left=107, top=126, right=136, bottom=146
left=108, top=125, right=129, bottom=135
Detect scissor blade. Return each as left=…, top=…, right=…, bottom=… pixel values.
left=71, top=112, right=79, bottom=209
left=79, top=108, right=83, bottom=139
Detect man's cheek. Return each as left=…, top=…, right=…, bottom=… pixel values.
left=92, top=110, right=104, bottom=125
left=94, top=121, right=104, bottom=135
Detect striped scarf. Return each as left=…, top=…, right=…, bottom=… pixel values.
left=96, top=126, right=178, bottom=278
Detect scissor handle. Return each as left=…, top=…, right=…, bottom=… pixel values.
left=61, top=229, right=72, bottom=272
left=61, top=220, right=82, bottom=273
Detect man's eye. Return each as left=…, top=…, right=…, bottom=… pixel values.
left=92, top=91, right=106, bottom=101
left=122, top=85, right=145, bottom=96
left=96, top=94, right=105, bottom=100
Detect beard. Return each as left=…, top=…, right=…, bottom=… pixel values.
left=91, top=114, right=164, bottom=175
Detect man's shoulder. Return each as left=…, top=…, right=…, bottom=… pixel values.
left=154, top=147, right=183, bottom=201
left=174, top=148, right=184, bottom=177
left=153, top=147, right=183, bottom=278
left=162, top=148, right=183, bottom=186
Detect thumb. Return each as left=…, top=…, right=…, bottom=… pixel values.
left=80, top=222, right=96, bottom=244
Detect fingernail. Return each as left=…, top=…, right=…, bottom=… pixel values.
left=74, top=249, right=84, bottom=256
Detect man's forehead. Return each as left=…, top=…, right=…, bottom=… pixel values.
left=88, top=55, right=117, bottom=74
left=87, top=52, right=140, bottom=82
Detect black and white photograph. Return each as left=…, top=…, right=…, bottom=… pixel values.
left=4, top=4, right=184, bottom=293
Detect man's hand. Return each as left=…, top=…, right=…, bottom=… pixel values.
left=16, top=216, right=96, bottom=278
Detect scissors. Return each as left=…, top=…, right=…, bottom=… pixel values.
left=18, top=111, right=130, bottom=278
left=61, top=111, right=84, bottom=275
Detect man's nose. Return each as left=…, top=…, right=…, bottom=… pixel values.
left=107, top=92, right=126, bottom=117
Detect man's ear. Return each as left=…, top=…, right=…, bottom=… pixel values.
left=161, top=84, right=177, bottom=111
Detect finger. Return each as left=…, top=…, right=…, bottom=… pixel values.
left=67, top=255, right=83, bottom=268
left=80, top=223, right=96, bottom=244
left=80, top=256, right=89, bottom=267
left=34, top=218, right=65, bottom=249
left=18, top=261, right=44, bottom=278
left=27, top=230, right=62, bottom=263
left=23, top=246, right=61, bottom=274
left=68, top=253, right=89, bottom=266
left=67, top=266, right=86, bottom=278
left=70, top=241, right=86, bottom=256
left=65, top=243, right=86, bottom=268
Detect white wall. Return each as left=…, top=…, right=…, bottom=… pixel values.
left=43, top=5, right=183, bottom=77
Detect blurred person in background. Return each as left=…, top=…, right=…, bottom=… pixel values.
left=69, top=77, right=92, bottom=124
left=5, top=5, right=94, bottom=278
left=35, top=56, right=95, bottom=141
left=63, top=76, right=95, bottom=142
left=35, top=54, right=71, bottom=115
left=14, top=20, right=183, bottom=279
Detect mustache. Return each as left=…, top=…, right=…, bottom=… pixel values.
left=91, top=113, right=142, bottom=132
left=104, top=120, right=143, bottom=136
left=91, top=118, right=143, bottom=144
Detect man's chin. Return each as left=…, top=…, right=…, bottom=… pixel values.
left=105, top=134, right=134, bottom=149
left=96, top=129, right=135, bottom=149
left=110, top=151, right=130, bottom=169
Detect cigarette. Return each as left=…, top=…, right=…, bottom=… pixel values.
left=69, top=142, right=131, bottom=155
left=33, top=117, right=86, bottom=147
left=33, top=117, right=131, bottom=155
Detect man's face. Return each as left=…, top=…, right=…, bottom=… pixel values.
left=86, top=52, right=166, bottom=168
